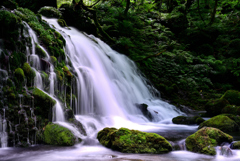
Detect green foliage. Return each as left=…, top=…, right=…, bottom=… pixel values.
left=221, top=90, right=240, bottom=106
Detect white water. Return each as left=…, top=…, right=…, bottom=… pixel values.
left=43, top=17, right=183, bottom=126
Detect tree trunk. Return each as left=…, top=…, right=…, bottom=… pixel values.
left=124, top=0, right=131, bottom=16
left=209, top=0, right=218, bottom=25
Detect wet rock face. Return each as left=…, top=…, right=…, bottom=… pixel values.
left=97, top=127, right=172, bottom=154
left=135, top=103, right=153, bottom=121
left=186, top=127, right=233, bottom=155
left=172, top=116, right=204, bottom=125
left=198, top=115, right=239, bottom=133
left=44, top=123, right=77, bottom=146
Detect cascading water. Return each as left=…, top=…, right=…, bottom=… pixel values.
left=43, top=17, right=183, bottom=132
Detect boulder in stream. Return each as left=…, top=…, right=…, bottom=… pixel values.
left=97, top=127, right=172, bottom=154
left=186, top=127, right=233, bottom=155
left=44, top=123, right=77, bottom=146
left=231, top=141, right=240, bottom=149
left=172, top=116, right=204, bottom=125
left=198, top=115, right=239, bottom=132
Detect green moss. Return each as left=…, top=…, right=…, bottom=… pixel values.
left=44, top=123, right=76, bottom=146
left=51, top=56, right=57, bottom=65
left=16, top=7, right=38, bottom=22
left=14, top=68, right=25, bottom=82
left=231, top=141, right=240, bottom=149
left=57, top=19, right=68, bottom=27
left=220, top=114, right=240, bottom=126
left=33, top=88, right=56, bottom=105
left=38, top=6, right=62, bottom=18
left=32, top=88, right=56, bottom=119
left=205, top=99, right=229, bottom=117
left=221, top=90, right=240, bottom=106
left=198, top=115, right=239, bottom=132
left=9, top=52, right=26, bottom=70
left=63, top=66, right=73, bottom=77
left=97, top=127, right=172, bottom=154
left=0, top=10, right=21, bottom=39
left=23, top=63, right=36, bottom=86
left=36, top=44, right=47, bottom=58
left=186, top=127, right=233, bottom=155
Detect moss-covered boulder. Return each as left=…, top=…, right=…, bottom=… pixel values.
left=36, top=44, right=47, bottom=58
left=44, top=123, right=76, bottom=146
left=172, top=116, right=204, bottom=125
left=198, top=115, right=239, bottom=132
left=220, top=114, right=240, bottom=126
left=97, top=127, right=172, bottom=154
left=221, top=90, right=240, bottom=106
left=38, top=6, right=62, bottom=18
left=205, top=99, right=229, bottom=116
left=186, top=127, right=233, bottom=155
left=14, top=68, right=25, bottom=82
left=32, top=88, right=56, bottom=119
left=231, top=141, right=240, bottom=149
left=23, top=62, right=36, bottom=86
left=222, top=105, right=240, bottom=115
left=57, top=19, right=68, bottom=27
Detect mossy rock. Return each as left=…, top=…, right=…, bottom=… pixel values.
left=57, top=19, right=68, bottom=27
left=186, top=127, right=233, bottom=155
left=44, top=123, right=76, bottom=146
left=32, top=88, right=56, bottom=119
left=172, top=116, right=204, bottom=125
left=23, top=63, right=36, bottom=86
left=14, top=68, right=25, bottom=82
left=97, top=127, right=172, bottom=154
left=0, top=10, right=21, bottom=39
left=221, top=90, right=240, bottom=106
left=220, top=114, right=240, bottom=126
left=205, top=99, right=229, bottom=117
left=231, top=141, right=240, bottom=149
left=33, top=88, right=56, bottom=105
left=38, top=6, right=62, bottom=18
left=51, top=56, right=57, bottom=65
left=222, top=105, right=240, bottom=115
left=198, top=115, right=239, bottom=132
left=36, top=44, right=47, bottom=58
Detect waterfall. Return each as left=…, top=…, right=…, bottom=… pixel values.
left=43, top=17, right=183, bottom=129
left=23, top=22, right=65, bottom=122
